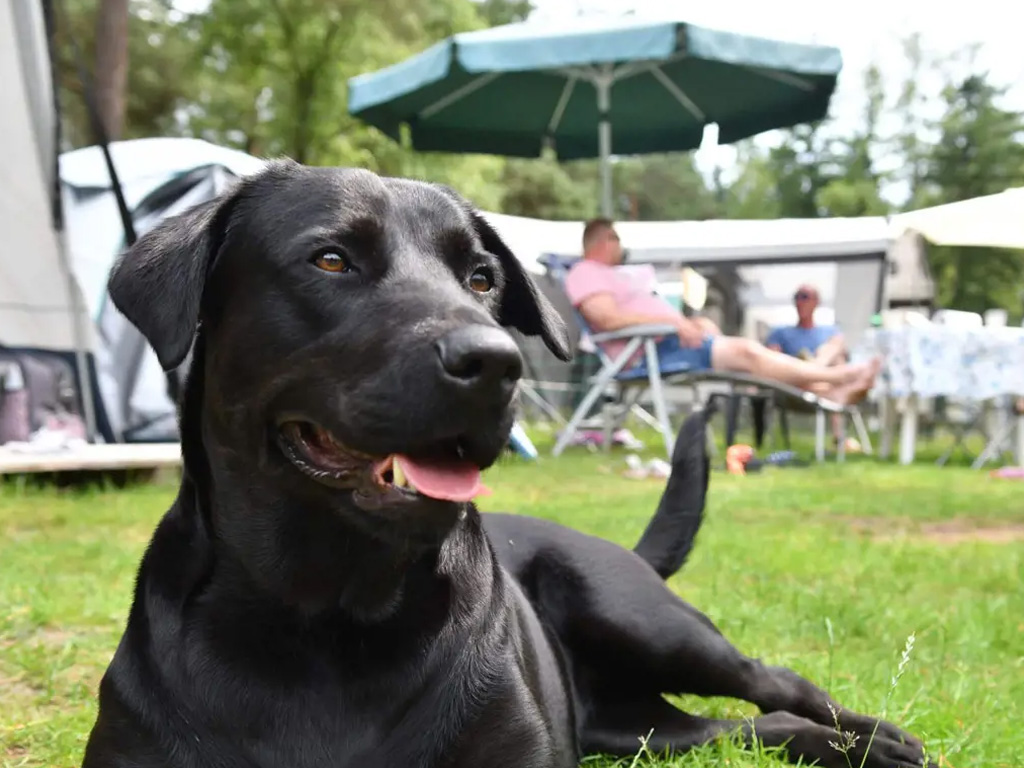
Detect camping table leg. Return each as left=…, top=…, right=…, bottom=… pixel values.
left=815, top=410, right=826, bottom=462
left=879, top=396, right=896, bottom=459
left=899, top=395, right=919, bottom=465
left=1016, top=413, right=1024, bottom=466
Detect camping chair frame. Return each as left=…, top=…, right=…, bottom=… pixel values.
left=550, top=323, right=679, bottom=457
left=954, top=396, right=1024, bottom=469
left=934, top=397, right=987, bottom=467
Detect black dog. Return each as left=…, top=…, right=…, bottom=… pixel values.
left=83, top=161, right=933, bottom=768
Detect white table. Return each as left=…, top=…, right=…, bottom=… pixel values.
left=863, top=325, right=1024, bottom=465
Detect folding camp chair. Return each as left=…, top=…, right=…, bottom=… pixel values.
left=934, top=397, right=987, bottom=466
left=539, top=254, right=865, bottom=462
left=945, top=396, right=1024, bottom=469
left=973, top=397, right=1024, bottom=468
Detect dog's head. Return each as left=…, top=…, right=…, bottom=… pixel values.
left=109, top=161, right=569, bottom=548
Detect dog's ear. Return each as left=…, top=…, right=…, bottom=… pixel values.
left=107, top=192, right=237, bottom=372
left=469, top=212, right=572, bottom=362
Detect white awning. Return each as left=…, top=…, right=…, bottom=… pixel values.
left=891, top=187, right=1024, bottom=250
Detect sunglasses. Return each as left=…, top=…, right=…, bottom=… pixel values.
left=794, top=292, right=814, bottom=301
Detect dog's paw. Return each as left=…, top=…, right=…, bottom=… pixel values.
left=830, top=711, right=933, bottom=768
left=847, top=733, right=935, bottom=768
left=835, top=711, right=923, bottom=751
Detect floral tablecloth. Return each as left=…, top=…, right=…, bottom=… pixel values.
left=863, top=326, right=1024, bottom=400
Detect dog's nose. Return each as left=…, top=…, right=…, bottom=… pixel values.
left=435, top=325, right=523, bottom=394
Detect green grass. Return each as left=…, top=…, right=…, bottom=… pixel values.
left=2, top=437, right=1022, bottom=767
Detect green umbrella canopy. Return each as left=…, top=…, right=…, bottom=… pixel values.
left=348, top=17, right=842, bottom=215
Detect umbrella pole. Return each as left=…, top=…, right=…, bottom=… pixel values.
left=597, top=76, right=613, bottom=218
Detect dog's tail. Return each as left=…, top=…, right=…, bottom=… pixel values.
left=632, top=402, right=713, bottom=580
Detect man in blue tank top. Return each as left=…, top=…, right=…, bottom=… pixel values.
left=765, top=285, right=844, bottom=362
left=766, top=285, right=860, bottom=451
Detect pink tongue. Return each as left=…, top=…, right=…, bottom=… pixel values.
left=394, top=455, right=490, bottom=502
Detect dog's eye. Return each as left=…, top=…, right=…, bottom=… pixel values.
left=469, top=269, right=493, bottom=293
left=312, top=251, right=352, bottom=274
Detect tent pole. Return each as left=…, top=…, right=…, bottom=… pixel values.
left=596, top=73, right=613, bottom=218
left=60, top=232, right=100, bottom=441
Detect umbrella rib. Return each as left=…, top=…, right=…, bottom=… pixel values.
left=420, top=72, right=501, bottom=119
left=650, top=66, right=705, bottom=122
left=555, top=65, right=603, bottom=82
left=547, top=76, right=577, bottom=134
left=746, top=67, right=815, bottom=92
left=612, top=50, right=689, bottom=82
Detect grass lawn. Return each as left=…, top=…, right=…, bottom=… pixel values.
left=2, top=435, right=1022, bottom=767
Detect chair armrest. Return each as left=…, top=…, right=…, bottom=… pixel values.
left=589, top=324, right=677, bottom=343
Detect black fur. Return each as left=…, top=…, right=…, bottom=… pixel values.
left=83, top=162, right=934, bottom=768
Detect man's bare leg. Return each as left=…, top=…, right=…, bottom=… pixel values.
left=710, top=338, right=879, bottom=405
left=812, top=336, right=862, bottom=444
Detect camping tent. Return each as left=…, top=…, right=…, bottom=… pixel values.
left=58, top=138, right=267, bottom=442
left=1, top=0, right=99, bottom=439
left=60, top=138, right=267, bottom=317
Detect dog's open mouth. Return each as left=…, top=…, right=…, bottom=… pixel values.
left=277, top=421, right=490, bottom=503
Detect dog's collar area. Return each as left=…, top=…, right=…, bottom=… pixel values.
left=276, top=420, right=489, bottom=504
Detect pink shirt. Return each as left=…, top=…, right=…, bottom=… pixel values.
left=564, top=260, right=679, bottom=362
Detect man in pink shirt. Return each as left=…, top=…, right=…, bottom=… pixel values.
left=564, top=218, right=878, bottom=405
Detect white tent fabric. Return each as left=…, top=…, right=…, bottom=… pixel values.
left=481, top=211, right=892, bottom=268
left=891, top=187, right=1024, bottom=249
left=1, top=0, right=94, bottom=353
left=61, top=138, right=267, bottom=317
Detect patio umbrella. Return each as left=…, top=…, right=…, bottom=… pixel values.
left=347, top=17, right=843, bottom=216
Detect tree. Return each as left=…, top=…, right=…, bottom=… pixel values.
left=498, top=158, right=592, bottom=220
left=475, top=0, right=533, bottom=26
left=180, top=0, right=508, bottom=207
left=613, top=153, right=721, bottom=221
left=814, top=63, right=888, bottom=217
left=920, top=73, right=1024, bottom=314
left=55, top=0, right=197, bottom=148
left=711, top=121, right=839, bottom=221
left=720, top=145, right=775, bottom=219
left=763, top=124, right=833, bottom=218
left=93, top=0, right=130, bottom=138
left=185, top=0, right=384, bottom=164
left=890, top=33, right=932, bottom=210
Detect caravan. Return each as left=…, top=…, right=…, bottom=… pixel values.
left=0, top=0, right=98, bottom=448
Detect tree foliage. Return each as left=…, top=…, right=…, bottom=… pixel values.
left=55, top=0, right=195, bottom=147
left=921, top=75, right=1024, bottom=313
